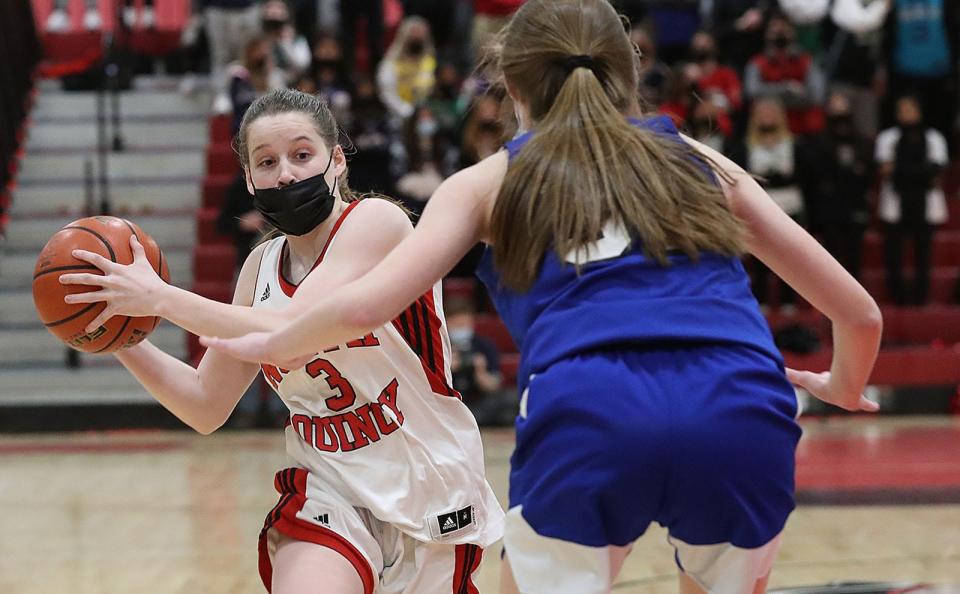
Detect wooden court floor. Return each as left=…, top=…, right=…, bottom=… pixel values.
left=1, top=416, right=958, bottom=593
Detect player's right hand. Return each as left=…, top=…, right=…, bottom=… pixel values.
left=785, top=368, right=879, bottom=412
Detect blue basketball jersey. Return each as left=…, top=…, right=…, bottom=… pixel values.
left=476, top=115, right=785, bottom=394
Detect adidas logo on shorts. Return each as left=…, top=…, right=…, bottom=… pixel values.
left=260, top=284, right=271, bottom=302
left=313, top=513, right=329, bottom=525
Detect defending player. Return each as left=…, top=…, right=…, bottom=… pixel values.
left=59, top=88, right=503, bottom=594
left=203, top=1, right=881, bottom=592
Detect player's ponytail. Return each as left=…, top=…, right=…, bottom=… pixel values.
left=490, top=0, right=744, bottom=291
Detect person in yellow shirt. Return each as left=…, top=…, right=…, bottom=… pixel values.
left=376, top=16, right=437, bottom=120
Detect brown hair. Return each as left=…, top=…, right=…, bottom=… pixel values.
left=233, top=87, right=358, bottom=202
left=490, top=0, right=743, bottom=290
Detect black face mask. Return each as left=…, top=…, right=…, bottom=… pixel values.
left=771, top=35, right=791, bottom=50
left=828, top=114, right=854, bottom=137
left=691, top=50, right=715, bottom=63
left=757, top=124, right=779, bottom=135
left=252, top=152, right=338, bottom=236
left=407, top=40, right=425, bottom=56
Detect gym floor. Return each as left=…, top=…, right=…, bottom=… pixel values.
left=1, top=416, right=958, bottom=593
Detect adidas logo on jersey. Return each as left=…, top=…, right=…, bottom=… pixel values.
left=436, top=506, right=474, bottom=536
left=260, top=284, right=271, bottom=302
left=313, top=513, right=329, bottom=525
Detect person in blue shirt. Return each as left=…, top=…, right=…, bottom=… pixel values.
left=200, top=0, right=882, bottom=591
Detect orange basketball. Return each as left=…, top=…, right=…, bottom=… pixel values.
left=32, top=216, right=171, bottom=354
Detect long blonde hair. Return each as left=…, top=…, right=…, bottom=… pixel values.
left=490, top=0, right=743, bottom=291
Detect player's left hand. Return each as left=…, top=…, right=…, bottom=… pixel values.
left=59, top=235, right=170, bottom=332
left=785, top=368, right=879, bottom=412
left=200, top=331, right=315, bottom=369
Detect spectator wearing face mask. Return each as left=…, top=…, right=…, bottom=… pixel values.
left=630, top=25, right=673, bottom=109
left=661, top=63, right=734, bottom=138
left=377, top=17, right=438, bottom=121
left=260, top=0, right=311, bottom=85
left=687, top=31, right=744, bottom=116
left=460, top=93, right=506, bottom=168
left=444, top=297, right=510, bottom=427
left=344, top=78, right=395, bottom=196
left=395, top=105, right=454, bottom=219
left=875, top=95, right=949, bottom=305
left=425, top=63, right=470, bottom=141
left=228, top=36, right=285, bottom=135
left=307, top=32, right=351, bottom=123
left=744, top=12, right=826, bottom=135
left=796, top=92, right=873, bottom=280
left=744, top=97, right=805, bottom=310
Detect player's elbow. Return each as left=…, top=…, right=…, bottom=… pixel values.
left=855, top=300, right=883, bottom=334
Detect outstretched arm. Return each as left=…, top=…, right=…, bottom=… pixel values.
left=59, top=200, right=412, bottom=340
left=684, top=135, right=883, bottom=411
left=202, top=151, right=506, bottom=364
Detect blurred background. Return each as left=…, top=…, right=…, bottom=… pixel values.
left=1, top=0, right=959, bottom=592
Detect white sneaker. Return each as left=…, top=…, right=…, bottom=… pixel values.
left=211, top=93, right=233, bottom=115
left=82, top=7, right=102, bottom=30
left=141, top=6, right=155, bottom=29
left=46, top=8, right=70, bottom=32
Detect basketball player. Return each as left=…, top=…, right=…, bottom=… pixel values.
left=59, top=88, right=503, bottom=594
left=202, top=1, right=882, bottom=592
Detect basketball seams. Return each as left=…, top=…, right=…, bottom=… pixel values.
left=33, top=264, right=100, bottom=280
left=43, top=303, right=103, bottom=328
left=62, top=225, right=117, bottom=262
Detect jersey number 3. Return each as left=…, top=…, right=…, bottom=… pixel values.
left=305, top=358, right=357, bottom=411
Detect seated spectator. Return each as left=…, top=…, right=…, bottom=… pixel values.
left=308, top=32, right=352, bottom=108
left=426, top=63, right=470, bottom=143
left=744, top=97, right=805, bottom=309
left=395, top=105, right=453, bottom=218
left=228, top=36, right=285, bottom=136
left=630, top=25, right=672, bottom=108
left=688, top=30, right=744, bottom=117
left=377, top=16, right=438, bottom=121
left=260, top=0, right=311, bottom=85
left=460, top=93, right=506, bottom=168
left=744, top=12, right=826, bottom=135
left=445, top=296, right=513, bottom=427
left=875, top=94, right=949, bottom=305
left=797, top=92, right=873, bottom=280
left=686, top=100, right=729, bottom=153
left=344, top=77, right=395, bottom=196
left=661, top=64, right=734, bottom=138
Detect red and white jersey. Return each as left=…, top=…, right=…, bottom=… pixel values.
left=251, top=201, right=504, bottom=547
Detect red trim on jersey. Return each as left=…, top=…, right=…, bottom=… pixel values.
left=277, top=200, right=362, bottom=298
left=391, top=290, right=460, bottom=398
left=258, top=468, right=375, bottom=594
left=453, top=544, right=483, bottom=594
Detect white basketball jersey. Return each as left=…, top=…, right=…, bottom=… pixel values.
left=252, top=202, right=503, bottom=547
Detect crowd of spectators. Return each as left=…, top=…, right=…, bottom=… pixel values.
left=43, top=0, right=959, bottom=422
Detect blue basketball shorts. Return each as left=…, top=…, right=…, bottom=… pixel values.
left=504, top=345, right=802, bottom=593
